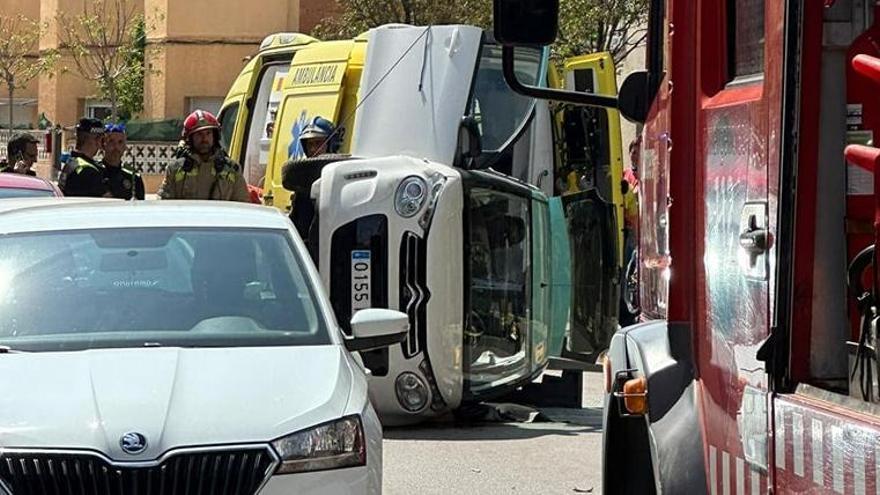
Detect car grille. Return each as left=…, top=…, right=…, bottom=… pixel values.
left=330, top=215, right=389, bottom=335
left=0, top=447, right=277, bottom=495
left=399, top=232, right=430, bottom=358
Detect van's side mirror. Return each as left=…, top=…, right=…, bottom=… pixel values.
left=346, top=309, right=409, bottom=352
left=493, top=0, right=560, bottom=47
left=455, top=116, right=482, bottom=169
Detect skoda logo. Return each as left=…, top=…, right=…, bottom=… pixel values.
left=120, top=432, right=148, bottom=455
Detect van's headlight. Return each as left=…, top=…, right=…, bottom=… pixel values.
left=395, top=176, right=428, bottom=217
left=272, top=415, right=366, bottom=474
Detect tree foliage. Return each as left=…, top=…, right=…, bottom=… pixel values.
left=555, top=0, right=648, bottom=66
left=57, top=0, right=148, bottom=121
left=0, top=15, right=56, bottom=129
left=313, top=0, right=492, bottom=40
left=313, top=0, right=647, bottom=67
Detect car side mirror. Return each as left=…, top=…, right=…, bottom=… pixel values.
left=493, top=0, right=559, bottom=47
left=346, top=308, right=409, bottom=353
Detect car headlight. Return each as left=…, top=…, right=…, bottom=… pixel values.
left=396, top=372, right=430, bottom=412
left=395, top=176, right=428, bottom=217
left=272, top=415, right=366, bottom=474
left=418, top=172, right=447, bottom=230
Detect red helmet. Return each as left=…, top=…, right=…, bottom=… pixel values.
left=182, top=109, right=221, bottom=139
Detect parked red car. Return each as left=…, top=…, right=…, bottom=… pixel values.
left=0, top=173, right=62, bottom=199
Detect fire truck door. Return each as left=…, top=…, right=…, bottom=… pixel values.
left=698, top=2, right=781, bottom=493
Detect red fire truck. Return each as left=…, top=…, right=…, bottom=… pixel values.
left=496, top=0, right=880, bottom=493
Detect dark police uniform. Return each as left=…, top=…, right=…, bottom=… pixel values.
left=59, top=151, right=106, bottom=197
left=104, top=163, right=145, bottom=200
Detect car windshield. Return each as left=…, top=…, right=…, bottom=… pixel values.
left=0, top=227, right=331, bottom=352
left=470, top=44, right=545, bottom=153
left=0, top=187, right=54, bottom=199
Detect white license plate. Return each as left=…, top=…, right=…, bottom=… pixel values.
left=351, top=250, right=372, bottom=311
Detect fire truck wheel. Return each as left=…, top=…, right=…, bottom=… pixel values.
left=603, top=404, right=656, bottom=494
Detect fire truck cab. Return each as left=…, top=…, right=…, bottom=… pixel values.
left=496, top=0, right=880, bottom=493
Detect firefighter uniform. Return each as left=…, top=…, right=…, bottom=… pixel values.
left=157, top=151, right=250, bottom=202
left=104, top=164, right=145, bottom=200
left=59, top=151, right=106, bottom=197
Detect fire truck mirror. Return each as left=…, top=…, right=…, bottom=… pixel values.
left=493, top=0, right=559, bottom=47
left=618, top=71, right=654, bottom=124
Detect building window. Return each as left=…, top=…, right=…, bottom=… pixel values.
left=85, top=100, right=113, bottom=121
left=727, top=0, right=765, bottom=81
left=186, top=97, right=223, bottom=116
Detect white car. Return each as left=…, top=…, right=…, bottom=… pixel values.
left=0, top=199, right=407, bottom=495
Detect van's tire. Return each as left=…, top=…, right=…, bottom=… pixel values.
left=281, top=154, right=356, bottom=191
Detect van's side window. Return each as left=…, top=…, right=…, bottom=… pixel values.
left=727, top=0, right=765, bottom=80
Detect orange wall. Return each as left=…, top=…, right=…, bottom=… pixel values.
left=0, top=0, right=42, bottom=102
left=145, top=43, right=257, bottom=119
left=160, top=0, right=299, bottom=41
left=4, top=0, right=333, bottom=126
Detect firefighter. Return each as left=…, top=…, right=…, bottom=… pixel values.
left=59, top=118, right=108, bottom=197
left=101, top=123, right=145, bottom=200
left=0, top=133, right=40, bottom=176
left=157, top=109, right=249, bottom=202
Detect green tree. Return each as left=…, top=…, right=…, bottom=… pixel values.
left=57, top=0, right=150, bottom=121
left=313, top=0, right=493, bottom=40
left=314, top=0, right=648, bottom=68
left=115, top=18, right=147, bottom=121
left=0, top=15, right=56, bottom=130
left=555, top=0, right=649, bottom=66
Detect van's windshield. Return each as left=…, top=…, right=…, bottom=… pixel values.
left=0, top=228, right=330, bottom=352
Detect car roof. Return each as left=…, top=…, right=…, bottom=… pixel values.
left=0, top=173, right=57, bottom=191
left=0, top=199, right=294, bottom=235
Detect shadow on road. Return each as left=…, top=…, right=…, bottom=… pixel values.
left=383, top=405, right=604, bottom=442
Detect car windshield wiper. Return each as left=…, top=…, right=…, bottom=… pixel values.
left=0, top=346, right=25, bottom=354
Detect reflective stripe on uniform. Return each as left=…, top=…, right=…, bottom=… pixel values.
left=74, top=157, right=100, bottom=174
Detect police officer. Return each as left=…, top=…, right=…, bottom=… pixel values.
left=157, top=109, right=249, bottom=202
left=281, top=116, right=343, bottom=254
left=59, top=118, right=107, bottom=197
left=0, top=133, right=40, bottom=176
left=102, top=123, right=145, bottom=200
left=299, top=116, right=339, bottom=158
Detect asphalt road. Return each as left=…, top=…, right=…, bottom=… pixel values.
left=383, top=371, right=605, bottom=495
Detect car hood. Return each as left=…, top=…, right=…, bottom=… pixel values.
left=0, top=345, right=354, bottom=461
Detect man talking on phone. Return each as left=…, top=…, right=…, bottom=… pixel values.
left=0, top=133, right=40, bottom=176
